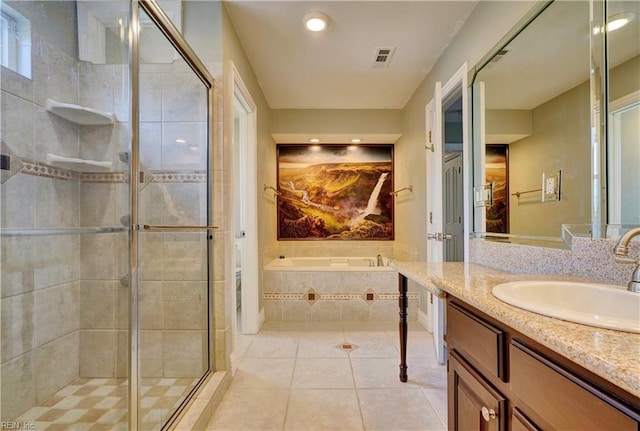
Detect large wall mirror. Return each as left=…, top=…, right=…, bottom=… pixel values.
left=471, top=0, right=639, bottom=247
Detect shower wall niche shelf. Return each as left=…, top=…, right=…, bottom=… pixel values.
left=45, top=98, right=116, bottom=125
left=46, top=153, right=112, bottom=171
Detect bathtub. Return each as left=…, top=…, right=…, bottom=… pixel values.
left=262, top=256, right=418, bottom=322
left=264, top=256, right=394, bottom=271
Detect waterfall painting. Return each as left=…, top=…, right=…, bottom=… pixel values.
left=277, top=144, right=394, bottom=240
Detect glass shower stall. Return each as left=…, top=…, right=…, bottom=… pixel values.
left=0, top=0, right=216, bottom=429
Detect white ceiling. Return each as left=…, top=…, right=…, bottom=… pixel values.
left=223, top=1, right=478, bottom=109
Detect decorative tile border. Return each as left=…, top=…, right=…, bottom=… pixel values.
left=150, top=171, right=207, bottom=183
left=21, top=160, right=81, bottom=181
left=263, top=293, right=304, bottom=300
left=15, top=158, right=206, bottom=184
left=263, top=292, right=419, bottom=302
left=81, top=172, right=127, bottom=183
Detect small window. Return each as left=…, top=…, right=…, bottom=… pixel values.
left=0, top=4, right=31, bottom=78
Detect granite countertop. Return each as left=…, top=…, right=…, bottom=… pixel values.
left=390, top=261, right=640, bottom=398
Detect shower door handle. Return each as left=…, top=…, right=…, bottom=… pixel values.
left=142, top=225, right=218, bottom=231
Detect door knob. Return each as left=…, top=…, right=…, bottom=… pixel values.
left=481, top=406, right=496, bottom=422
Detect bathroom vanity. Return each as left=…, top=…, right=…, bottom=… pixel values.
left=392, top=262, right=640, bottom=430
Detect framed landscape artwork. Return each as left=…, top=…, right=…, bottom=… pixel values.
left=485, top=144, right=509, bottom=233
left=277, top=144, right=394, bottom=240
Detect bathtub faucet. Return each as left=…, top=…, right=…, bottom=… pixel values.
left=613, top=226, right=640, bottom=293
left=377, top=254, right=384, bottom=267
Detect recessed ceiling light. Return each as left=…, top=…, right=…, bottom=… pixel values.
left=351, top=138, right=361, bottom=144
left=607, top=12, right=634, bottom=31
left=304, top=12, right=329, bottom=32
left=309, top=138, right=321, bottom=143
left=593, top=12, right=635, bottom=34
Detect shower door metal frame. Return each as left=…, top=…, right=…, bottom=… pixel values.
left=128, top=1, right=217, bottom=429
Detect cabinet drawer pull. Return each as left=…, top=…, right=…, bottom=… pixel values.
left=482, top=406, right=497, bottom=422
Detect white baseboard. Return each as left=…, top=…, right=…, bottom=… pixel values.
left=257, top=307, right=265, bottom=331
left=418, top=309, right=432, bottom=333
left=229, top=352, right=238, bottom=377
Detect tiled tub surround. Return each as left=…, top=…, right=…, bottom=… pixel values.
left=263, top=257, right=419, bottom=322
left=263, top=240, right=419, bottom=263
left=391, top=261, right=640, bottom=398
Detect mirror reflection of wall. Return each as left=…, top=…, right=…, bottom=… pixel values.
left=474, top=1, right=593, bottom=240
left=472, top=0, right=639, bottom=245
left=607, top=0, right=640, bottom=232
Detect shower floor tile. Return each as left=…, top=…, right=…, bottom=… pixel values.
left=15, top=376, right=198, bottom=430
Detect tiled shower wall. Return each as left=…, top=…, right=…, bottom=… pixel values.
left=2, top=30, right=94, bottom=420
left=1, top=29, right=209, bottom=421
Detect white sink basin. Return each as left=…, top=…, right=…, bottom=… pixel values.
left=492, top=281, right=640, bottom=333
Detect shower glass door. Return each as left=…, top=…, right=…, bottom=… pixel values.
left=134, top=4, right=212, bottom=429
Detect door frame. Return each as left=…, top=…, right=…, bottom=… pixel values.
left=441, top=62, right=470, bottom=262
left=425, top=62, right=470, bottom=263
left=424, top=62, right=470, bottom=364
left=229, top=62, right=261, bottom=339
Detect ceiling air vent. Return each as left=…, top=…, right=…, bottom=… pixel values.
left=490, top=49, right=509, bottom=64
left=372, top=47, right=396, bottom=69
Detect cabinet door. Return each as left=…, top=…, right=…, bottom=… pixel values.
left=449, top=350, right=506, bottom=431
left=448, top=301, right=507, bottom=381
left=511, top=407, right=541, bottom=431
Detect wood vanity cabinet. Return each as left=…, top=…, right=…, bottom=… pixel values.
left=446, top=297, right=640, bottom=431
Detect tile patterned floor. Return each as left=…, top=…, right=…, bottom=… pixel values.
left=207, top=321, right=448, bottom=431
left=15, top=377, right=198, bottom=431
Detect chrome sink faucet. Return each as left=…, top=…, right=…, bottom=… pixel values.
left=613, top=226, right=640, bottom=293
left=377, top=254, right=384, bottom=267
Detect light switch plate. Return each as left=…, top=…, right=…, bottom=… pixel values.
left=474, top=183, right=494, bottom=207
left=542, top=170, right=561, bottom=202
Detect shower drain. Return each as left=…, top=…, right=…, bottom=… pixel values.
left=337, top=342, right=359, bottom=352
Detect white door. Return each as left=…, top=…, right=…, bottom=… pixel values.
left=425, top=82, right=446, bottom=364
left=426, top=82, right=443, bottom=263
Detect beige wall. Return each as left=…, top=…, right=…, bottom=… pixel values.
left=271, top=109, right=402, bottom=135
left=398, top=1, right=537, bottom=259
left=609, top=55, right=640, bottom=100
left=508, top=81, right=592, bottom=236
left=486, top=109, right=532, bottom=143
